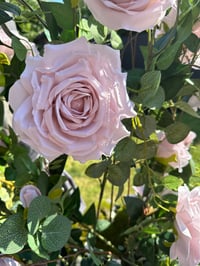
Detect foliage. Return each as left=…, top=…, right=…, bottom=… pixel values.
left=0, top=0, right=199, bottom=265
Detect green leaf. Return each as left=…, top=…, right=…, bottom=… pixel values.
left=133, top=140, right=157, bottom=159
left=107, top=162, right=130, bottom=187
left=41, top=214, right=71, bottom=252
left=85, top=160, right=109, bottom=178
left=156, top=42, right=180, bottom=70
left=184, top=33, right=200, bottom=53
left=27, top=196, right=52, bottom=235
left=176, top=84, right=197, bottom=98
left=175, top=100, right=200, bottom=118
left=88, top=16, right=108, bottom=44
left=144, top=86, right=165, bottom=108
left=176, top=11, right=193, bottom=43
left=0, top=2, right=20, bottom=16
left=124, top=196, right=144, bottom=221
left=27, top=233, right=49, bottom=260
left=136, top=71, right=162, bottom=106
left=154, top=27, right=176, bottom=52
left=48, top=174, right=67, bottom=201
left=63, top=187, right=82, bottom=219
left=49, top=154, right=68, bottom=176
left=40, top=2, right=60, bottom=40
left=0, top=10, right=12, bottom=25
left=115, top=184, right=124, bottom=201
left=114, top=137, right=137, bottom=162
left=0, top=213, right=27, bottom=254
left=96, top=219, right=110, bottom=232
left=11, top=36, right=27, bottom=61
left=41, top=0, right=76, bottom=41
left=165, top=122, right=190, bottom=144
left=142, top=226, right=161, bottom=235
left=127, top=68, right=144, bottom=89
left=82, top=203, right=96, bottom=226
left=110, top=30, right=123, bottom=49
left=135, top=115, right=157, bottom=140
left=163, top=175, right=184, bottom=190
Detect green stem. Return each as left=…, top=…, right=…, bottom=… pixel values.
left=109, top=184, right=114, bottom=221
left=97, top=172, right=107, bottom=220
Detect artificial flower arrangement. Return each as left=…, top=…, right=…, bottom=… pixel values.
left=0, top=0, right=199, bottom=265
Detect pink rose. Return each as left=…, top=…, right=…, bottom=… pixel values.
left=0, top=20, right=38, bottom=60
left=170, top=185, right=200, bottom=266
left=0, top=257, right=22, bottom=266
left=84, top=0, right=175, bottom=32
left=20, top=185, right=41, bottom=208
left=9, top=37, right=136, bottom=162
left=156, top=131, right=196, bottom=173
left=188, top=93, right=200, bottom=112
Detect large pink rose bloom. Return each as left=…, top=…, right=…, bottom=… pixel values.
left=156, top=131, right=196, bottom=173
left=9, top=37, right=136, bottom=162
left=84, top=0, right=175, bottom=32
left=170, top=185, right=200, bottom=266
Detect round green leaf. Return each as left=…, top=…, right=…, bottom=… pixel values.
left=41, top=214, right=71, bottom=252
left=28, top=196, right=52, bottom=235
left=0, top=213, right=27, bottom=254
left=165, top=122, right=190, bottom=144
left=85, top=160, right=109, bottom=178
left=107, top=163, right=130, bottom=187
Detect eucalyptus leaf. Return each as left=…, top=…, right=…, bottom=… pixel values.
left=115, top=184, right=124, bottom=201
left=0, top=213, right=27, bottom=254
left=135, top=115, right=157, bottom=140
left=49, top=154, right=68, bottom=176
left=136, top=71, right=162, bottom=106
left=85, top=160, right=109, bottom=178
left=156, top=42, right=180, bottom=70
left=0, top=10, right=12, bottom=25
left=124, top=196, right=144, bottom=221
left=107, top=162, right=130, bottom=187
left=176, top=11, right=193, bottom=43
left=0, top=2, right=20, bottom=16
left=165, top=122, right=190, bottom=144
left=114, top=137, right=137, bottom=162
left=82, top=203, right=96, bottom=226
left=175, top=100, right=200, bottom=118
left=41, top=214, right=71, bottom=252
left=133, top=140, right=157, bottom=159
left=27, top=233, right=49, bottom=259
left=27, top=196, right=53, bottom=235
left=11, top=36, right=27, bottom=61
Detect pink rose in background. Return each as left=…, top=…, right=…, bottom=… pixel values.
left=156, top=131, right=196, bottom=172
left=188, top=93, right=200, bottom=112
left=0, top=20, right=38, bottom=60
left=20, top=185, right=41, bottom=208
left=9, top=37, right=136, bottom=162
left=84, top=0, right=175, bottom=32
left=156, top=2, right=200, bottom=69
left=0, top=19, right=38, bottom=94
left=0, top=257, right=22, bottom=266
left=170, top=185, right=200, bottom=266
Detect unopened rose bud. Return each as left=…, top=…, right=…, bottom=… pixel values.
left=20, top=185, right=41, bottom=208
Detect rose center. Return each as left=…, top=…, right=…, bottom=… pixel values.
left=71, top=98, right=84, bottom=112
